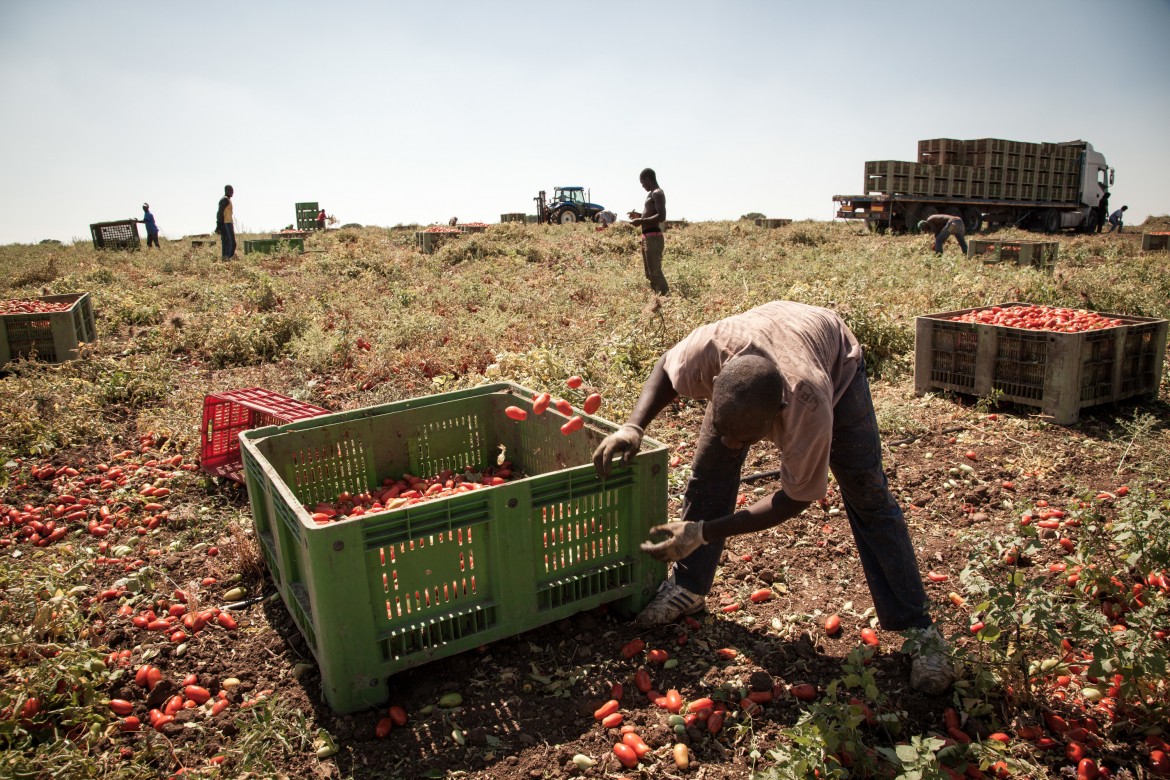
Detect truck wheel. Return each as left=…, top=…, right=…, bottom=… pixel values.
left=910, top=205, right=937, bottom=231
left=1081, top=209, right=1099, bottom=234
left=867, top=220, right=887, bottom=235
left=557, top=210, right=578, bottom=224
left=1043, top=209, right=1061, bottom=234
left=962, top=207, right=983, bottom=234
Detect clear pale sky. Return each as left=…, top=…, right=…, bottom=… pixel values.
left=2, top=0, right=1168, bottom=244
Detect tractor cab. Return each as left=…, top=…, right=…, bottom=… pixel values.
left=553, top=187, right=587, bottom=205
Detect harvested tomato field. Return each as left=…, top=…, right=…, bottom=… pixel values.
left=2, top=219, right=1169, bottom=779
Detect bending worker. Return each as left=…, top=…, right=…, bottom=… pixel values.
left=593, top=300, right=954, bottom=695
left=919, top=213, right=968, bottom=255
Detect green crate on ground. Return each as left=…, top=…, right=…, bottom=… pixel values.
left=500, top=213, right=527, bottom=223
left=914, top=303, right=1168, bottom=425
left=239, top=382, right=668, bottom=714
left=416, top=230, right=460, bottom=253
left=243, top=238, right=304, bottom=255
left=969, top=239, right=1058, bottom=271
left=1142, top=232, right=1170, bottom=251
left=295, top=202, right=320, bottom=231
left=1, top=292, right=96, bottom=368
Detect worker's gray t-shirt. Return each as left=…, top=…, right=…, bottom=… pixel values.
left=659, top=301, right=863, bottom=501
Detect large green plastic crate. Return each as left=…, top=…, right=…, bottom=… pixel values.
left=1, top=292, right=96, bottom=369
left=239, top=382, right=668, bottom=714
left=295, top=202, right=320, bottom=231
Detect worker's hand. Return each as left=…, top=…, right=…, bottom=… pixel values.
left=592, top=424, right=644, bottom=477
left=640, top=521, right=706, bottom=562
left=628, top=210, right=641, bottom=220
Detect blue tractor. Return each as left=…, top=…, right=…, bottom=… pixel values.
left=535, top=187, right=606, bottom=224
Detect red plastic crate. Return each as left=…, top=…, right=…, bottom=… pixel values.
left=201, top=388, right=329, bottom=482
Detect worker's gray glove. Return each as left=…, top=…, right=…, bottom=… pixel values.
left=592, top=424, right=644, bottom=477
left=641, top=521, right=706, bottom=562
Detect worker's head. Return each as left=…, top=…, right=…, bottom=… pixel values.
left=142, top=203, right=149, bottom=212
left=1121, top=205, right=1128, bottom=211
left=640, top=168, right=657, bottom=190
left=710, top=354, right=785, bottom=450
left=224, top=185, right=234, bottom=197
left=917, top=220, right=927, bottom=231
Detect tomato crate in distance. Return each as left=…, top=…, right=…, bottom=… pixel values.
left=968, top=238, right=1058, bottom=271
left=0, top=292, right=96, bottom=369
left=200, top=388, right=329, bottom=483
left=1142, top=232, right=1170, bottom=251
left=914, top=302, right=1168, bottom=424
left=238, top=381, right=668, bottom=714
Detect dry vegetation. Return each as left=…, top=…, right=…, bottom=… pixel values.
left=1, top=218, right=1168, bottom=779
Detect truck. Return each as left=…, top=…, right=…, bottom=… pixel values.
left=833, top=138, right=1113, bottom=235
left=534, top=187, right=606, bottom=224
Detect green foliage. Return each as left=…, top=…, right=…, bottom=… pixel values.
left=948, top=490, right=1170, bottom=732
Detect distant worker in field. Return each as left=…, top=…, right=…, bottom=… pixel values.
left=1107, top=205, right=1128, bottom=233
left=1096, top=192, right=1109, bottom=234
left=592, top=300, right=955, bottom=695
left=918, top=213, right=968, bottom=255
left=137, top=203, right=160, bottom=249
left=628, top=168, right=669, bottom=295
left=597, top=209, right=617, bottom=227
left=215, top=185, right=236, bottom=260
left=316, top=208, right=327, bottom=230
left=448, top=216, right=458, bottom=227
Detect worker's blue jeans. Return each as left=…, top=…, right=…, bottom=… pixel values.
left=220, top=223, right=236, bottom=259
left=934, top=219, right=968, bottom=254
left=671, top=362, right=932, bottom=631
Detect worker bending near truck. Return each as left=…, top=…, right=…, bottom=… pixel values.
left=628, top=168, right=669, bottom=295
left=592, top=300, right=955, bottom=696
left=919, top=214, right=968, bottom=255
left=1107, top=205, right=1128, bottom=233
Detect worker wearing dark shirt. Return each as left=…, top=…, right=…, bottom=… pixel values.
left=138, top=203, right=160, bottom=249
left=918, top=213, right=968, bottom=255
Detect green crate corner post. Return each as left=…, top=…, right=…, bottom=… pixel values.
left=295, top=202, right=320, bottom=231
left=239, top=382, right=668, bottom=714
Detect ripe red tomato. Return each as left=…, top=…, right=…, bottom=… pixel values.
left=620, top=638, right=645, bottom=659
left=790, top=683, right=817, bottom=701
left=583, top=393, right=602, bottom=415
left=593, top=699, right=619, bottom=721
left=566, top=375, right=583, bottom=389
left=824, top=614, right=841, bottom=634
left=504, top=406, right=527, bottom=421
left=560, top=416, right=584, bottom=435
left=613, top=741, right=638, bottom=768
left=860, top=628, right=880, bottom=647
